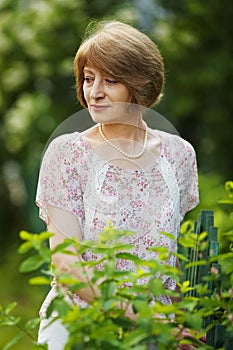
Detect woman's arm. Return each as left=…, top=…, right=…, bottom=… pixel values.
left=47, top=205, right=102, bottom=303
left=47, top=205, right=138, bottom=319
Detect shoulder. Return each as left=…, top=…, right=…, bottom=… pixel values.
left=45, top=132, right=86, bottom=153
left=42, top=132, right=90, bottom=163
left=152, top=129, right=196, bottom=159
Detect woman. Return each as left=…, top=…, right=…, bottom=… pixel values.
left=36, top=20, right=199, bottom=349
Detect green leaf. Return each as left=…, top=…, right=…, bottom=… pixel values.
left=152, top=302, right=177, bottom=316
left=38, top=231, right=54, bottom=241
left=46, top=299, right=70, bottom=318
left=38, top=246, right=51, bottom=261
left=2, top=331, right=25, bottom=350
left=25, top=317, right=41, bottom=330
left=178, top=235, right=197, bottom=248
left=185, top=259, right=207, bottom=269
left=218, top=199, right=233, bottom=205
left=178, top=297, right=199, bottom=312
left=52, top=240, right=75, bottom=254
left=18, top=241, right=33, bottom=254
left=19, top=255, right=46, bottom=273
left=69, top=282, right=90, bottom=292
left=0, top=316, right=20, bottom=327
left=111, top=270, right=132, bottom=279
left=122, top=328, right=147, bottom=347
left=5, top=302, right=17, bottom=315
left=101, top=281, right=117, bottom=300
left=179, top=280, right=194, bottom=294
left=149, top=278, right=164, bottom=297
left=180, top=221, right=194, bottom=235
left=111, top=315, right=133, bottom=329
left=18, top=231, right=53, bottom=253
left=174, top=252, right=189, bottom=262
left=29, top=276, right=51, bottom=285
left=32, top=343, right=48, bottom=350
left=116, top=252, right=143, bottom=264
left=148, top=246, right=169, bottom=260
left=160, top=231, right=176, bottom=240
left=101, top=299, right=116, bottom=311
left=19, top=230, right=34, bottom=241
left=185, top=312, right=203, bottom=330
left=198, top=231, right=208, bottom=241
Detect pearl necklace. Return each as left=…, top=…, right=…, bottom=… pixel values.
left=98, top=123, right=148, bottom=159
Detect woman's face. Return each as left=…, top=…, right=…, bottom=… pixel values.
left=83, top=66, right=132, bottom=124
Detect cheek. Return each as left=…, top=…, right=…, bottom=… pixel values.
left=83, top=86, right=89, bottom=102
left=126, top=91, right=132, bottom=102
left=123, top=94, right=131, bottom=103
left=121, top=87, right=131, bottom=102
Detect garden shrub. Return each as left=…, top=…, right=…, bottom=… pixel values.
left=1, top=181, right=233, bottom=350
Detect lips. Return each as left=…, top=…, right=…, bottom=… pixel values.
left=91, top=104, right=110, bottom=111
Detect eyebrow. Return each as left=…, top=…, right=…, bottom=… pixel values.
left=83, top=67, right=94, bottom=74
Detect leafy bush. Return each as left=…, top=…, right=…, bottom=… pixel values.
left=2, top=181, right=233, bottom=350
left=0, top=226, right=212, bottom=349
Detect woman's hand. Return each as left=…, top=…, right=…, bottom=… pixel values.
left=175, top=327, right=206, bottom=349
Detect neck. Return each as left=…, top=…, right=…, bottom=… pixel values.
left=98, top=122, right=148, bottom=159
left=100, top=120, right=146, bottom=142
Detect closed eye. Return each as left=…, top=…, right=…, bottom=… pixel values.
left=105, top=78, right=118, bottom=84
left=84, top=76, right=94, bottom=84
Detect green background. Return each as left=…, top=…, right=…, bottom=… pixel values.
left=0, top=0, right=232, bottom=348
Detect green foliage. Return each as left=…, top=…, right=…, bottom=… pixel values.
left=0, top=301, right=41, bottom=350
left=0, top=302, right=20, bottom=327
left=3, top=222, right=233, bottom=349
left=18, top=230, right=52, bottom=273
left=218, top=181, right=233, bottom=210
left=1, top=190, right=231, bottom=350
left=216, top=181, right=233, bottom=287
left=155, top=0, right=233, bottom=177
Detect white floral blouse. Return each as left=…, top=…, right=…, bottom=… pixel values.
left=36, top=127, right=199, bottom=317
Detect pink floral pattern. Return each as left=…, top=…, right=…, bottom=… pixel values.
left=36, top=128, right=199, bottom=317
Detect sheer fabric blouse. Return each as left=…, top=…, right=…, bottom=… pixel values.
left=36, top=128, right=199, bottom=315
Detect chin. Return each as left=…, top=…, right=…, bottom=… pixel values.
left=89, top=111, right=131, bottom=126
left=89, top=114, right=107, bottom=124
left=89, top=111, right=114, bottom=124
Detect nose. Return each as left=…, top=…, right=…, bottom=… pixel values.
left=90, top=79, right=105, bottom=99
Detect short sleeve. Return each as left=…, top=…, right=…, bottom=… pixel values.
left=35, top=134, right=84, bottom=228
left=177, top=139, right=199, bottom=220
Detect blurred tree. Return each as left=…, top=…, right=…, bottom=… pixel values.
left=153, top=0, right=233, bottom=177
left=0, top=0, right=83, bottom=252
left=0, top=2, right=130, bottom=347
left=0, top=0, right=130, bottom=252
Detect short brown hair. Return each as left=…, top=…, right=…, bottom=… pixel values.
left=74, top=20, right=165, bottom=108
